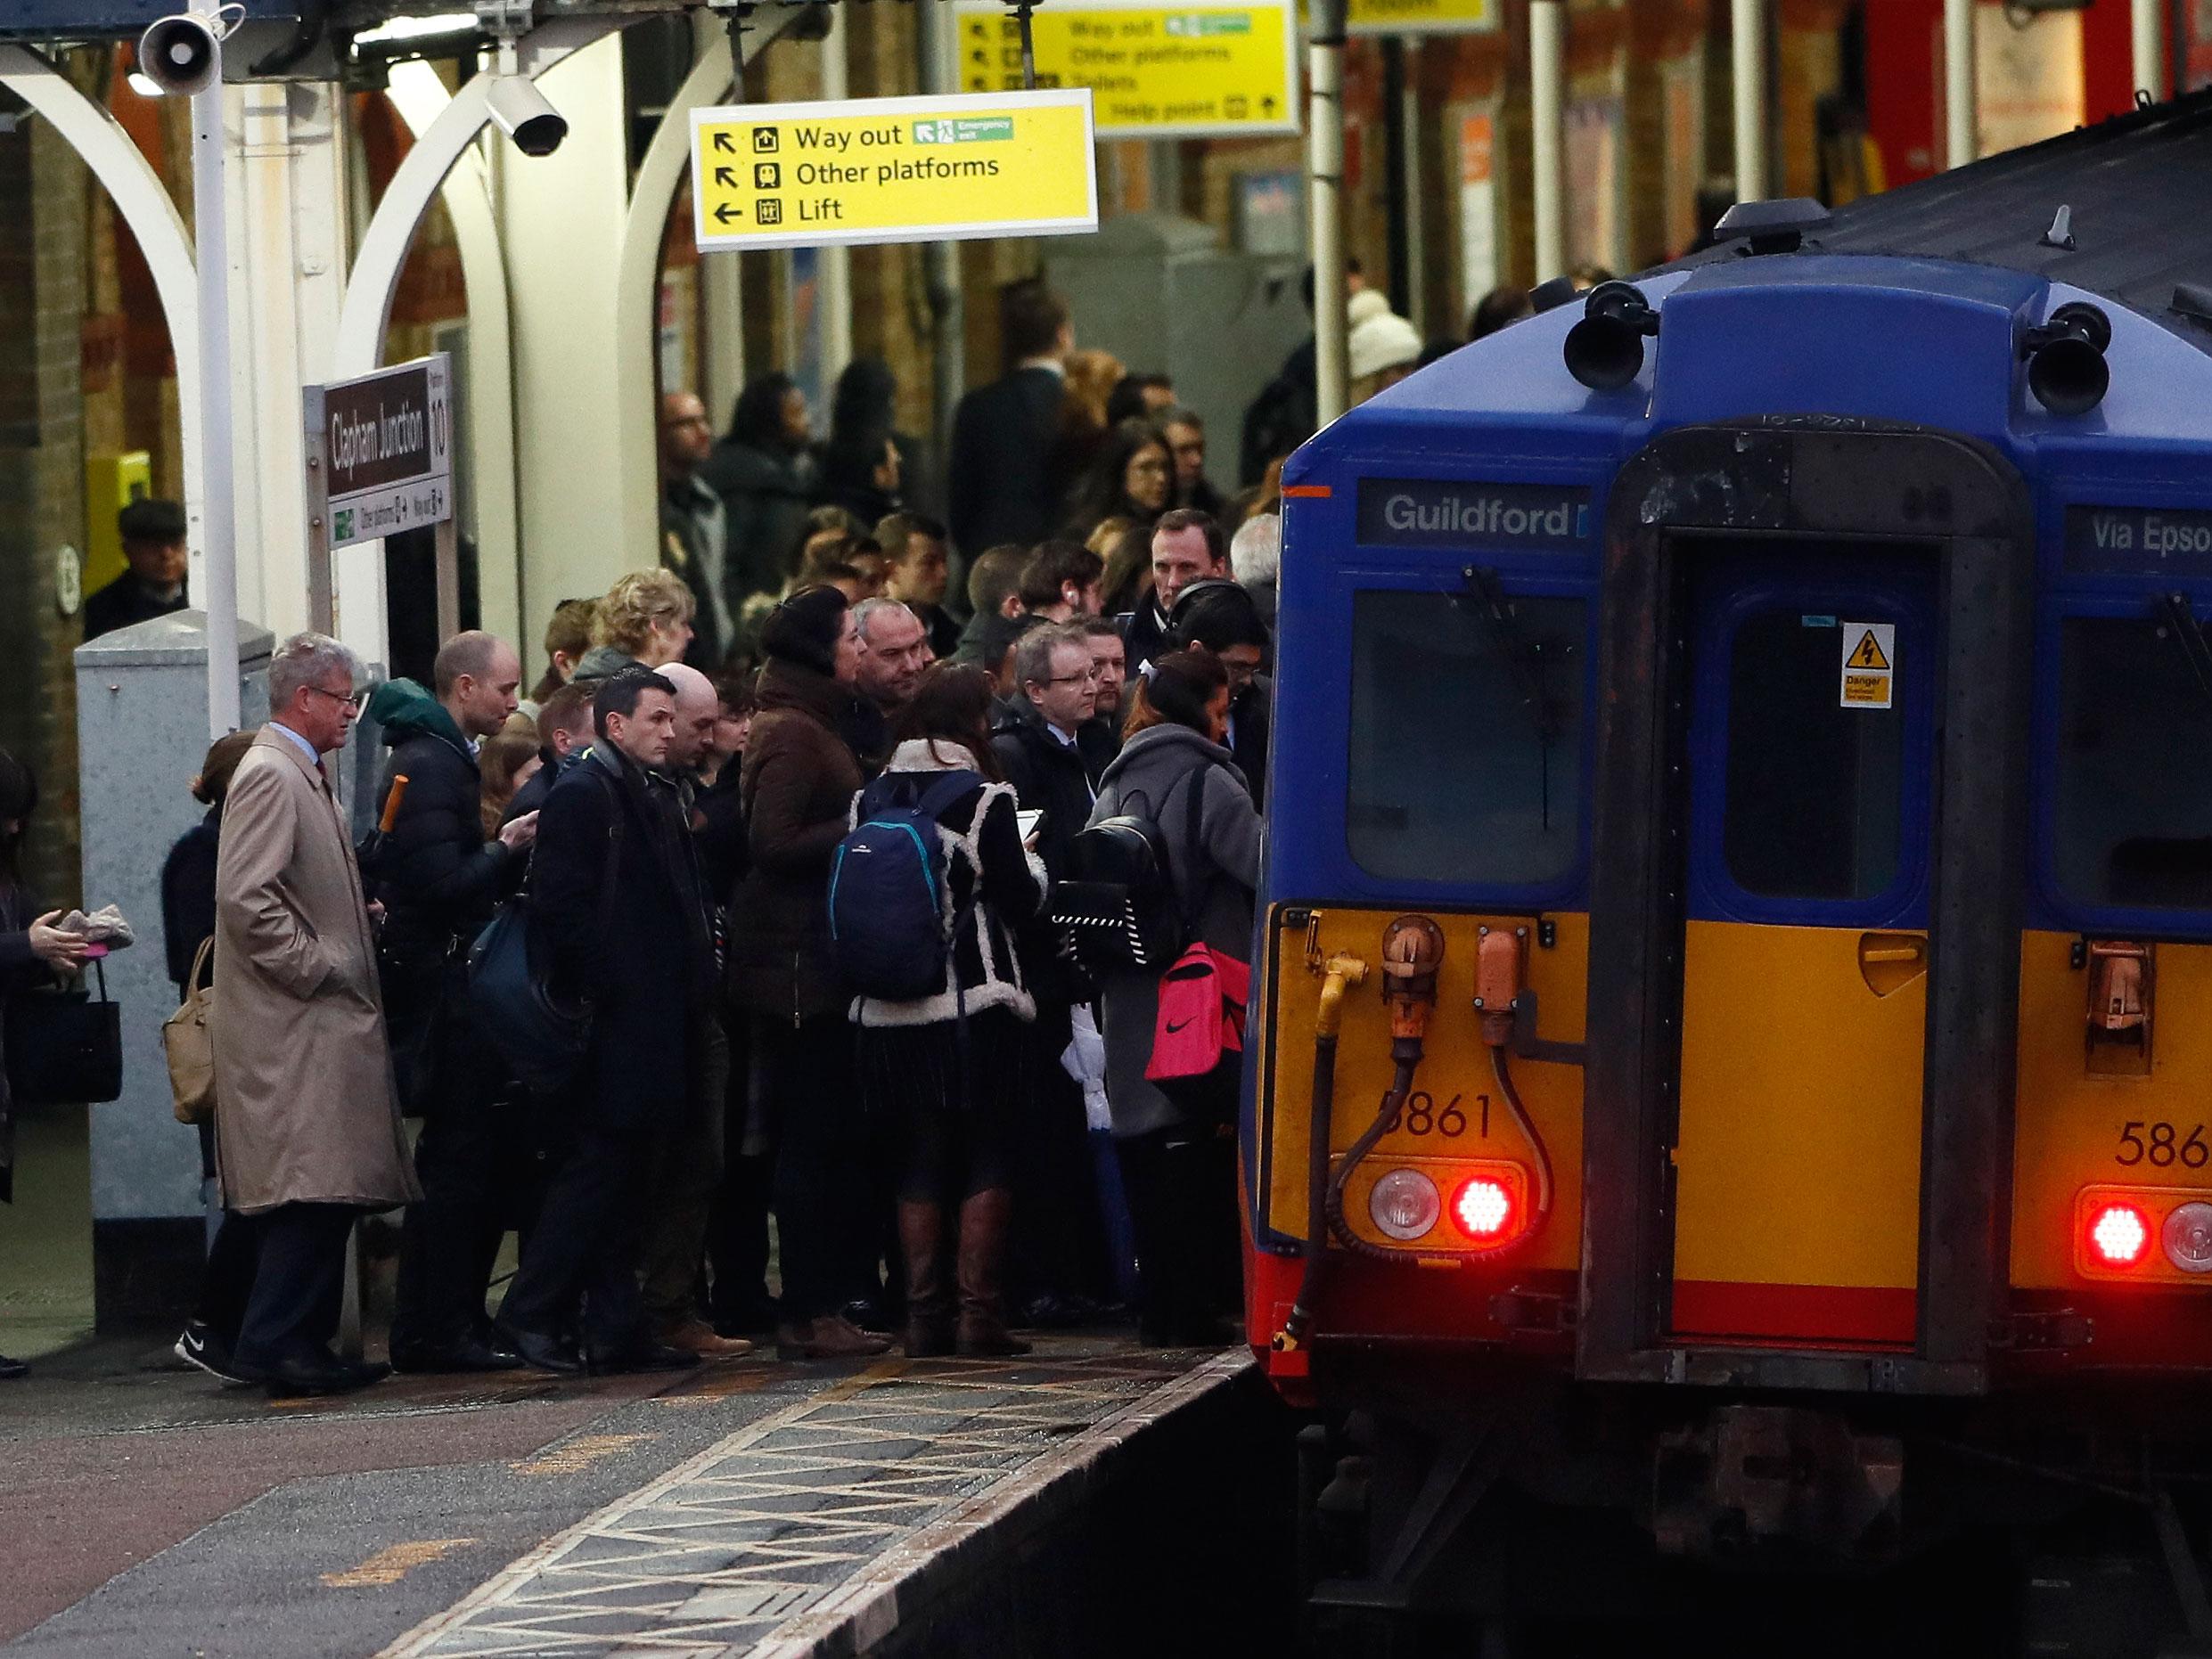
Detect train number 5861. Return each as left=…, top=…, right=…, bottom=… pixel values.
left=2116, top=1122, right=2209, bottom=1168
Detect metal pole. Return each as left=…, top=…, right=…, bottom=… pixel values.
left=1529, top=0, right=1565, bottom=283
left=1400, top=37, right=1426, bottom=339
left=2134, top=0, right=2167, bottom=102
left=918, top=0, right=963, bottom=463
left=1729, top=0, right=1766, bottom=203
left=191, top=36, right=240, bottom=734
left=1309, top=0, right=1348, bottom=423
left=818, top=1, right=852, bottom=388
left=1943, top=0, right=1977, bottom=169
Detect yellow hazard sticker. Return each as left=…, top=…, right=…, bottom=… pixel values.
left=1839, top=623, right=1895, bottom=709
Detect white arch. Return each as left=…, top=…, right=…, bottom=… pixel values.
left=381, top=60, right=522, bottom=645
left=0, top=46, right=204, bottom=601
left=613, top=30, right=735, bottom=565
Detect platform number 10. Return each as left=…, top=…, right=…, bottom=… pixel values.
left=2116, top=1121, right=2209, bottom=1168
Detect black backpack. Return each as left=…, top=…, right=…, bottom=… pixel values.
left=1053, top=773, right=1208, bottom=973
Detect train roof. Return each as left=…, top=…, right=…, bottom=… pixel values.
left=1676, top=87, right=2212, bottom=357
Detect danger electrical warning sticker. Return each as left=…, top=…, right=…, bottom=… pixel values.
left=1839, top=622, right=1895, bottom=709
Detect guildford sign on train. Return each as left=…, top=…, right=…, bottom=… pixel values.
left=1356, top=478, right=1593, bottom=552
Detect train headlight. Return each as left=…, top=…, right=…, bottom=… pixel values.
left=1453, top=1176, right=1516, bottom=1241
left=2090, top=1203, right=2151, bottom=1267
left=1368, top=1169, right=1440, bottom=1241
left=2163, top=1202, right=2212, bottom=1274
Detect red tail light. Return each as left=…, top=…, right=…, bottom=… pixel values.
left=2089, top=1203, right=2151, bottom=1267
left=1452, top=1176, right=1515, bottom=1241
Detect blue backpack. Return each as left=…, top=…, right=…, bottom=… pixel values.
left=828, top=771, right=983, bottom=1001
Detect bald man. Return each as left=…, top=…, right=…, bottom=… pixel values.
left=368, top=630, right=536, bottom=1375
left=633, top=658, right=752, bottom=1358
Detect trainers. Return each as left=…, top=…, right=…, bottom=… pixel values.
left=659, top=1319, right=755, bottom=1360
left=175, top=1319, right=260, bottom=1386
left=777, top=1315, right=893, bottom=1360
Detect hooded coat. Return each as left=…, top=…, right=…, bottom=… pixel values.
left=728, top=658, right=865, bottom=1022
left=211, top=728, right=419, bottom=1214
left=1086, top=723, right=1265, bottom=1138
left=363, top=678, right=520, bottom=961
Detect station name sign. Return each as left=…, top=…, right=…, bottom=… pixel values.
left=307, top=355, right=453, bottom=551
left=691, top=90, right=1097, bottom=253
left=2063, top=504, right=2212, bottom=576
left=1356, top=478, right=1593, bottom=552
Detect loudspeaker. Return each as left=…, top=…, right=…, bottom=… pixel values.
left=136, top=12, right=220, bottom=96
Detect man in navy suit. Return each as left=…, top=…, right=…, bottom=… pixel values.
left=946, top=280, right=1075, bottom=557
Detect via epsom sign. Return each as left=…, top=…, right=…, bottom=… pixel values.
left=1356, top=478, right=1593, bottom=552
left=302, top=353, right=456, bottom=637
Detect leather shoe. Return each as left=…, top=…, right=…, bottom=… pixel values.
left=261, top=1350, right=385, bottom=1398
left=657, top=1319, right=754, bottom=1360
left=390, top=1333, right=526, bottom=1375
left=0, top=1353, right=27, bottom=1380
left=497, top=1321, right=583, bottom=1376
left=778, top=1315, right=894, bottom=1360
left=840, top=1296, right=897, bottom=1335
left=584, top=1340, right=701, bottom=1376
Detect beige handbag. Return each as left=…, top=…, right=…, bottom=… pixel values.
left=163, top=938, right=216, bottom=1125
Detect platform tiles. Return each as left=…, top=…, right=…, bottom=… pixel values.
left=381, top=1347, right=1249, bottom=1657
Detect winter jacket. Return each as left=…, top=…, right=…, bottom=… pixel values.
left=848, top=740, right=1046, bottom=1029
left=989, top=696, right=1106, bottom=887
left=729, top=658, right=865, bottom=1022
left=160, top=809, right=220, bottom=993
left=362, top=678, right=520, bottom=964
left=700, top=437, right=815, bottom=609
left=1086, top=723, right=1265, bottom=1138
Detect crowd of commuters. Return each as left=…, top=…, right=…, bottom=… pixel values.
left=0, top=265, right=1392, bottom=1389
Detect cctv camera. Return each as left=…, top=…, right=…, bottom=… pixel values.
left=486, top=75, right=566, bottom=158
left=137, top=12, right=220, bottom=97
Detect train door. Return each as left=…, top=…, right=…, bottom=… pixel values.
left=1667, top=548, right=1938, bottom=1347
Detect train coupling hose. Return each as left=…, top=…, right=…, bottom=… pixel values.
left=1274, top=952, right=1366, bottom=1353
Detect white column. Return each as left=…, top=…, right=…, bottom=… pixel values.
left=226, top=78, right=351, bottom=650
left=499, top=31, right=634, bottom=636
left=2134, top=0, right=2167, bottom=102
left=817, top=4, right=853, bottom=388
left=1530, top=0, right=1566, bottom=282
left=1944, top=0, right=1977, bottom=168
left=1399, top=37, right=1426, bottom=339
left=1309, top=0, right=1348, bottom=423
left=1730, top=0, right=1766, bottom=203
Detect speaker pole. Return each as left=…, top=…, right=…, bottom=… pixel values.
left=185, top=0, right=239, bottom=734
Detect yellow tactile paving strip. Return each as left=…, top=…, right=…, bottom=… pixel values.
left=380, top=1351, right=1236, bottom=1659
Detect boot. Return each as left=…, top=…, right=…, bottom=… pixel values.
left=775, top=1313, right=893, bottom=1360
left=898, top=1201, right=954, bottom=1358
left=954, top=1189, right=1030, bottom=1358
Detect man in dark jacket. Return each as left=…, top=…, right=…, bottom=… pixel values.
left=82, top=498, right=190, bottom=642
left=1121, top=509, right=1228, bottom=675
left=504, top=680, right=594, bottom=832
left=989, top=624, right=1116, bottom=1321
left=365, top=632, right=537, bottom=1373
left=497, top=667, right=713, bottom=1375
left=1167, top=577, right=1274, bottom=806
left=946, top=280, right=1074, bottom=555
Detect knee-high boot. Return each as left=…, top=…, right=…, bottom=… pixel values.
left=954, top=1189, right=1030, bottom=1357
left=898, top=1201, right=954, bottom=1357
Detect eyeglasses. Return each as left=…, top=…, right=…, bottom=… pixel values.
left=304, top=684, right=364, bottom=713
left=1038, top=666, right=1103, bottom=686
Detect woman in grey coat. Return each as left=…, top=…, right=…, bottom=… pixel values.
left=1086, top=650, right=1264, bottom=1344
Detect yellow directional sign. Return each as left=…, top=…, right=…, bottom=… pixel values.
left=956, top=0, right=1298, bottom=140
left=691, top=90, right=1098, bottom=253
left=1345, top=0, right=1495, bottom=37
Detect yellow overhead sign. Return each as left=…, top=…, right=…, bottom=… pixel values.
left=1345, top=0, right=1495, bottom=36
left=691, top=89, right=1098, bottom=253
left=956, top=0, right=1299, bottom=140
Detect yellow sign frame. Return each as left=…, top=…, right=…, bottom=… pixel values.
left=1344, top=0, right=1495, bottom=37
left=691, top=88, right=1099, bottom=253
left=956, top=0, right=1299, bottom=140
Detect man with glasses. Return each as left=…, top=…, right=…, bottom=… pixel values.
left=1167, top=577, right=1274, bottom=806
left=207, top=633, right=419, bottom=1396
left=660, top=390, right=731, bottom=669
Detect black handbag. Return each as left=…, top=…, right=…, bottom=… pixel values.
left=4, top=956, right=124, bottom=1106
left=1051, top=778, right=1208, bottom=975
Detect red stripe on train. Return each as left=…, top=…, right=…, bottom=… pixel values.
left=1671, top=1280, right=1918, bottom=1347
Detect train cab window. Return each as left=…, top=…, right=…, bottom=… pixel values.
left=2055, top=615, right=2212, bottom=910
left=1347, top=589, right=1585, bottom=886
left=1720, top=609, right=1905, bottom=902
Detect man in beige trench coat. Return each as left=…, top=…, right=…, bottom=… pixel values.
left=210, top=632, right=420, bottom=1396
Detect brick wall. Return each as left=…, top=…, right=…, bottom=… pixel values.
left=0, top=96, right=90, bottom=908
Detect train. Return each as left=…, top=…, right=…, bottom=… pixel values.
left=1250, top=88, right=2212, bottom=1655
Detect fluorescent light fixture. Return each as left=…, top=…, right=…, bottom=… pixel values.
left=349, top=12, right=478, bottom=48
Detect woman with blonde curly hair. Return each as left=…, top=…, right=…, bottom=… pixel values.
left=574, top=568, right=696, bottom=679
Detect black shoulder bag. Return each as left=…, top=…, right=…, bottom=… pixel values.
left=5, top=956, right=124, bottom=1106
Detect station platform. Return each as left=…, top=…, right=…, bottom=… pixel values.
left=0, top=1333, right=1262, bottom=1657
